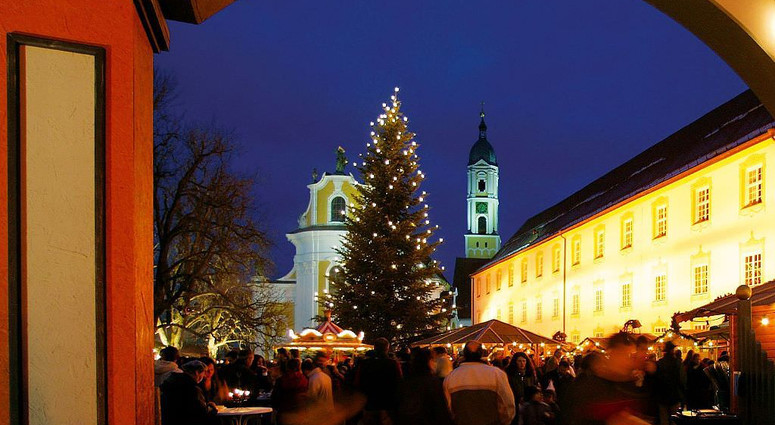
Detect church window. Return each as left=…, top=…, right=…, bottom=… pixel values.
left=478, top=179, right=486, bottom=192
left=496, top=270, right=502, bottom=291
left=486, top=275, right=491, bottom=294
left=594, top=289, right=603, bottom=312
left=594, top=229, right=605, bottom=259
left=508, top=265, right=514, bottom=287
left=536, top=251, right=544, bottom=277
left=328, top=266, right=343, bottom=288
left=536, top=300, right=543, bottom=321
left=744, top=252, right=762, bottom=286
left=331, top=196, right=346, bottom=222
left=571, top=236, right=581, bottom=265
left=693, top=264, right=708, bottom=295
left=621, top=282, right=631, bottom=308
left=478, top=216, right=487, bottom=234
left=552, top=297, right=560, bottom=318
left=654, top=204, right=667, bottom=238
left=508, top=302, right=514, bottom=323
left=552, top=245, right=561, bottom=272
left=621, top=218, right=633, bottom=249
left=521, top=302, right=527, bottom=323
left=496, top=308, right=502, bottom=321
left=694, top=186, right=710, bottom=223
left=520, top=259, right=528, bottom=284
left=744, top=165, right=763, bottom=207
left=571, top=294, right=580, bottom=316
left=476, top=278, right=481, bottom=297
left=655, top=274, right=666, bottom=302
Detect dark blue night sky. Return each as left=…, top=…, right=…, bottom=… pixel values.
left=156, top=0, right=747, bottom=279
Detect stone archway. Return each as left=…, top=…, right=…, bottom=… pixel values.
left=646, top=0, right=775, bottom=115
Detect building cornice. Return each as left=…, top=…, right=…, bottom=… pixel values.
left=134, top=0, right=170, bottom=52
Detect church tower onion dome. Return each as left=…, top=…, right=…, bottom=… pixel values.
left=468, top=113, right=497, bottom=166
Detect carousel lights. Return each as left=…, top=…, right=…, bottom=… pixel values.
left=762, top=317, right=770, bottom=326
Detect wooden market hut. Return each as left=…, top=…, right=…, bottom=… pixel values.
left=673, top=283, right=775, bottom=423
left=412, top=319, right=561, bottom=356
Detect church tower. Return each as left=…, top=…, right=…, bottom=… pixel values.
left=465, top=107, right=500, bottom=258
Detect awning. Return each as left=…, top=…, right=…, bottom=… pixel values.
left=673, top=280, right=775, bottom=323
left=411, top=319, right=559, bottom=347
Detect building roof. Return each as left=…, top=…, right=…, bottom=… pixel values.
left=486, top=90, right=775, bottom=268
left=452, top=257, right=490, bottom=320
left=468, top=114, right=498, bottom=166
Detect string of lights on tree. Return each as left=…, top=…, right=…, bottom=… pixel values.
left=320, top=87, right=452, bottom=344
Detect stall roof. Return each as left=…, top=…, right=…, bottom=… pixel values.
left=673, top=280, right=775, bottom=323
left=412, top=319, right=558, bottom=346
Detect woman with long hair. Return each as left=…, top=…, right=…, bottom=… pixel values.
left=198, top=356, right=229, bottom=404
left=506, top=352, right=538, bottom=406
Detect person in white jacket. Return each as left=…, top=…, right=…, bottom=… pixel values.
left=444, top=341, right=516, bottom=425
left=303, top=353, right=334, bottom=414
left=155, top=346, right=182, bottom=387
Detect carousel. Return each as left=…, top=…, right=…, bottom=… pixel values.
left=276, top=310, right=373, bottom=354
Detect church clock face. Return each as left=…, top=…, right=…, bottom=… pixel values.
left=476, top=202, right=488, bottom=214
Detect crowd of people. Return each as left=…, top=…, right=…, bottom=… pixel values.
left=154, top=332, right=730, bottom=425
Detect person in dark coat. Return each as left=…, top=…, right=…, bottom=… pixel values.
left=506, top=351, right=537, bottom=406
left=521, top=386, right=553, bottom=425
left=397, top=347, right=454, bottom=425
left=271, top=358, right=309, bottom=425
left=160, top=360, right=218, bottom=425
left=655, top=342, right=683, bottom=425
left=354, top=337, right=403, bottom=425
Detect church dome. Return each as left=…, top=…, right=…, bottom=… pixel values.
left=468, top=114, right=497, bottom=166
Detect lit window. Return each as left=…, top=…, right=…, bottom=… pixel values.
left=745, top=165, right=763, bottom=207
left=536, top=301, right=543, bottom=321
left=622, top=218, right=633, bottom=249
left=521, top=259, right=528, bottom=283
left=521, top=302, right=527, bottom=323
left=536, top=251, right=544, bottom=277
left=496, top=308, right=502, bottom=321
left=621, top=283, right=631, bottom=308
left=655, top=274, right=666, bottom=302
left=693, top=265, right=708, bottom=295
left=508, top=265, right=514, bottom=287
left=486, top=275, right=491, bottom=294
left=508, top=303, right=514, bottom=323
left=595, top=230, right=605, bottom=259
left=695, top=187, right=710, bottom=223
left=745, top=253, right=762, bottom=286
left=572, top=293, right=580, bottom=315
left=476, top=278, right=481, bottom=297
left=330, top=196, right=346, bottom=222
left=552, top=246, right=561, bottom=272
left=594, top=289, right=603, bottom=312
left=552, top=298, right=560, bottom=318
left=594, top=331, right=604, bottom=338
left=571, top=333, right=580, bottom=344
left=496, top=270, right=502, bottom=291
left=572, top=237, right=581, bottom=265
left=654, top=205, right=667, bottom=238
left=653, top=326, right=667, bottom=334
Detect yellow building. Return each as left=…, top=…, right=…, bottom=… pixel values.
left=472, top=90, right=775, bottom=343
left=274, top=150, right=360, bottom=330
left=274, top=149, right=451, bottom=330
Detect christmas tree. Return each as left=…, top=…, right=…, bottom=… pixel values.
left=330, top=88, right=449, bottom=344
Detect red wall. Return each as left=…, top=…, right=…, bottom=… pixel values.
left=0, top=1, right=155, bottom=424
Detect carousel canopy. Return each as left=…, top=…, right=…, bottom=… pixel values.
left=277, top=311, right=373, bottom=352
left=577, top=333, right=658, bottom=351
left=412, top=319, right=558, bottom=347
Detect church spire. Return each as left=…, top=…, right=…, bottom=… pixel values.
left=479, top=101, right=487, bottom=139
